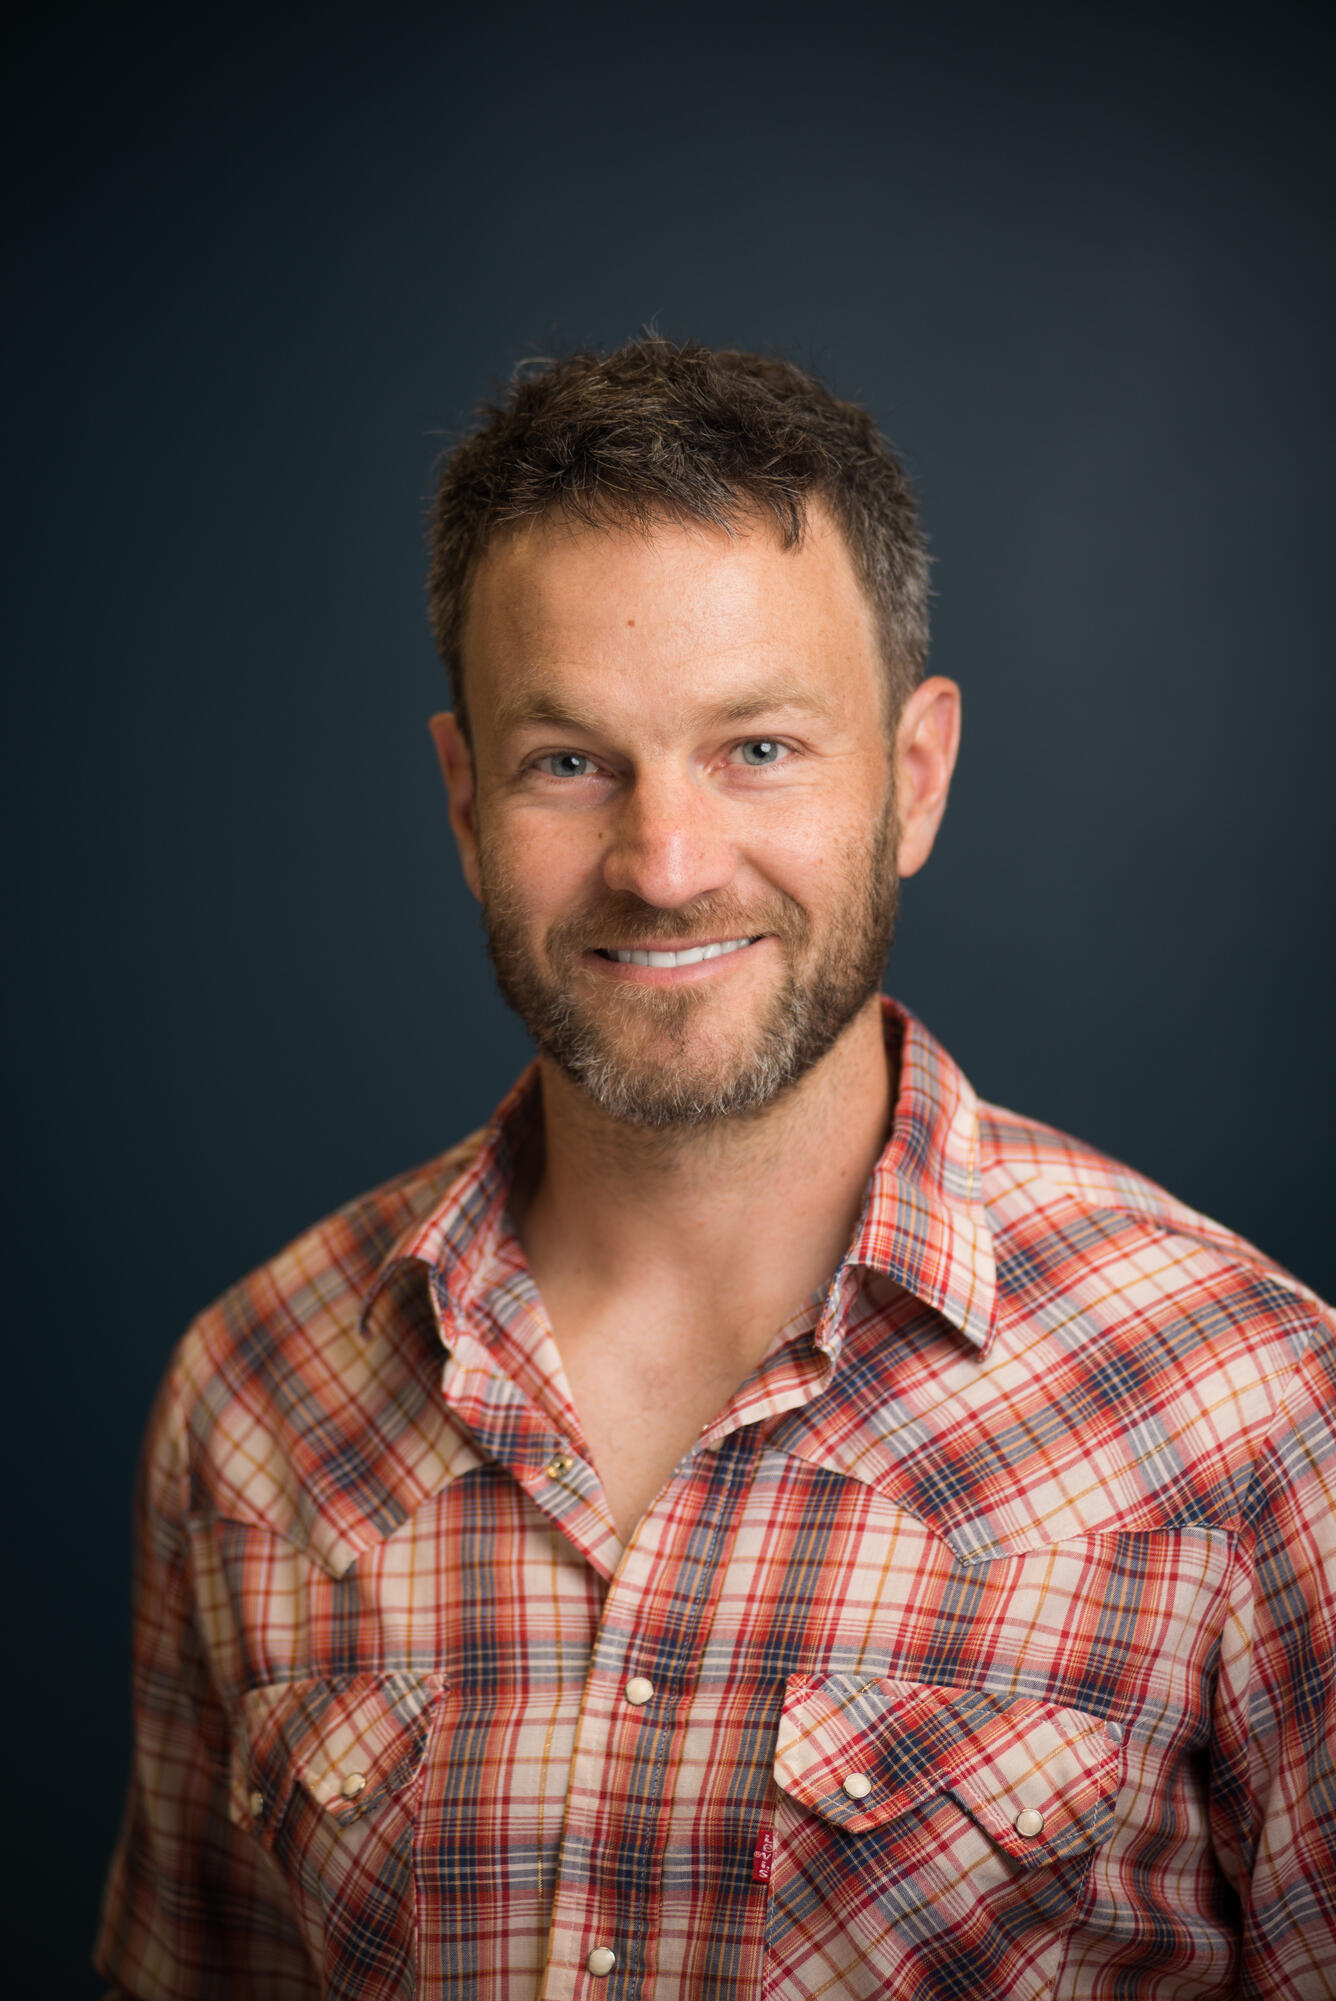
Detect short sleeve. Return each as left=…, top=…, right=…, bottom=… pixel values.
left=93, top=1360, right=318, bottom=2000
left=1209, top=1305, right=1336, bottom=1999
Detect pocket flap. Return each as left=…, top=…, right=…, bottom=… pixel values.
left=232, top=1670, right=446, bottom=1832
left=775, top=1675, right=1119, bottom=1866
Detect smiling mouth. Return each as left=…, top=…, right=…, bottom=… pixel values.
left=593, top=935, right=762, bottom=968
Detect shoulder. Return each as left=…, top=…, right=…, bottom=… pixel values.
left=187, top=1126, right=487, bottom=1359
left=976, top=1094, right=1329, bottom=1400
left=154, top=1130, right=489, bottom=1557
left=929, top=1098, right=1336, bottom=1548
left=977, top=1096, right=1321, bottom=1301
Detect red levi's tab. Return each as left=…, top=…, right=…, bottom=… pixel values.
left=753, top=1829, right=774, bottom=1884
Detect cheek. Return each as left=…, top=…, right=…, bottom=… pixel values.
left=488, top=807, right=607, bottom=913
left=745, top=790, right=885, bottom=895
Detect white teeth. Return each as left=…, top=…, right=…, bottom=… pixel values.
left=608, top=937, right=754, bottom=967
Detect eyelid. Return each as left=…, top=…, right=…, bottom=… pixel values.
left=529, top=748, right=606, bottom=776
left=525, top=737, right=797, bottom=779
left=726, top=736, right=797, bottom=763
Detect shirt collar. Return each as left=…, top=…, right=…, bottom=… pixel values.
left=357, top=1063, right=542, bottom=1340
left=844, top=998, right=998, bottom=1355
left=359, top=997, right=998, bottom=1357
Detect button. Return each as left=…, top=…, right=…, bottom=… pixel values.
left=1015, top=1807, right=1045, bottom=1837
left=1106, top=1721, right=1124, bottom=1744
left=624, top=1676, right=654, bottom=1706
left=587, top=1946, right=617, bottom=1976
left=841, top=1772, right=872, bottom=1800
left=247, top=1789, right=265, bottom=1818
left=547, top=1453, right=575, bottom=1476
left=340, top=1771, right=367, bottom=1799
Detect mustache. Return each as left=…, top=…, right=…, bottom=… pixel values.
left=546, top=892, right=809, bottom=957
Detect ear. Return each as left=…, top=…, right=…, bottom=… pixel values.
left=428, top=712, right=483, bottom=902
left=893, top=676, right=962, bottom=879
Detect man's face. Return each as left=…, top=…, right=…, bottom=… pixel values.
left=446, top=505, right=903, bottom=1129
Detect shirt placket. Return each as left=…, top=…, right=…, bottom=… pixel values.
left=432, top=1274, right=624, bottom=1573
left=425, top=1259, right=859, bottom=2000
left=539, top=1422, right=769, bottom=2000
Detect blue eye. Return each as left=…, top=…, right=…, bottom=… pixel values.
left=737, top=739, right=786, bottom=766
left=537, top=752, right=597, bottom=778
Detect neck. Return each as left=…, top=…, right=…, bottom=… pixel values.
left=517, top=995, right=896, bottom=1315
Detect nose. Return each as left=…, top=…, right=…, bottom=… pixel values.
left=601, top=765, right=737, bottom=909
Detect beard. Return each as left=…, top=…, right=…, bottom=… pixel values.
left=477, top=797, right=899, bottom=1131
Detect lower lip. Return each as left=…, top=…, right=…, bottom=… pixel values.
left=584, top=938, right=769, bottom=986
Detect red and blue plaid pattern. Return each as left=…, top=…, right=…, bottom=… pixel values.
left=95, top=1001, right=1336, bottom=1998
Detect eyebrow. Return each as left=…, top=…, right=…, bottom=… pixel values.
left=710, top=683, right=838, bottom=725
left=491, top=681, right=837, bottom=738
left=491, top=691, right=602, bottom=738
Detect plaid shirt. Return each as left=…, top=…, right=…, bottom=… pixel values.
left=96, top=1001, right=1336, bottom=2000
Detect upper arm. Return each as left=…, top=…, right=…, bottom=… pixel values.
left=93, top=1363, right=319, bottom=2001
left=1210, top=1312, right=1336, bottom=1997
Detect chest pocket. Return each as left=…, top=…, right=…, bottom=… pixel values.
left=230, top=1670, right=447, bottom=2000
left=766, top=1674, right=1121, bottom=2000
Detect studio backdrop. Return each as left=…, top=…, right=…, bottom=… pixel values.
left=9, top=4, right=1331, bottom=1990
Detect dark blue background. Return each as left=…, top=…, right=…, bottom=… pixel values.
left=9, top=3, right=1332, bottom=1988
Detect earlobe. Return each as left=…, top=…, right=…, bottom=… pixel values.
left=428, top=711, right=483, bottom=902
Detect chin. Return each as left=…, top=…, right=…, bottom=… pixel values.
left=552, top=1012, right=811, bottom=1130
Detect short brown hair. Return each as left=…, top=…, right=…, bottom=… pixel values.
left=427, top=336, right=930, bottom=732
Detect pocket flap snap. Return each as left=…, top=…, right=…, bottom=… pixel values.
left=233, top=1670, right=446, bottom=1833
left=775, top=1674, right=1119, bottom=1866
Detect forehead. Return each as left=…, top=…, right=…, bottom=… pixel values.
left=460, top=503, right=885, bottom=736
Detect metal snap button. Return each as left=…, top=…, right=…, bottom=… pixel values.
left=1015, top=1807, right=1045, bottom=1837
left=841, top=1772, right=872, bottom=1800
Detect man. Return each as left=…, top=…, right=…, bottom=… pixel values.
left=96, top=338, right=1335, bottom=2000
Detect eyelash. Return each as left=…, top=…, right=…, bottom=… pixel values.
left=530, top=739, right=795, bottom=779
